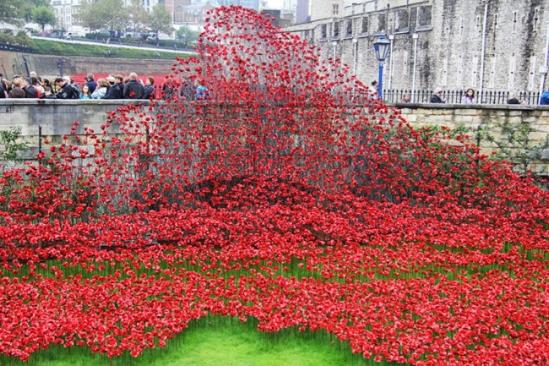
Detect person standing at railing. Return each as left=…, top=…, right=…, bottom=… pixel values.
left=507, top=96, right=528, bottom=105
left=85, top=73, right=97, bottom=94
left=8, top=78, right=26, bottom=98
left=104, top=75, right=124, bottom=99
left=54, top=77, right=79, bottom=99
left=195, top=79, right=209, bottom=100
left=123, top=72, right=145, bottom=99
left=179, top=79, right=195, bottom=100
left=540, top=90, right=549, bottom=105
left=142, top=77, right=155, bottom=99
left=430, top=88, right=446, bottom=103
left=461, top=88, right=475, bottom=104
left=80, top=85, right=92, bottom=100
left=0, top=79, right=6, bottom=98
left=91, top=79, right=109, bottom=99
left=22, top=78, right=37, bottom=98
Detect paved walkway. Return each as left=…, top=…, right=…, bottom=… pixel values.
left=31, top=36, right=197, bottom=55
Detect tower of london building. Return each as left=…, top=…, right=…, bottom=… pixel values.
left=286, top=0, right=549, bottom=95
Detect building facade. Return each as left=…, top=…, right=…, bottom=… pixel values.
left=51, top=0, right=160, bottom=35
left=285, top=0, right=549, bottom=96
left=169, top=0, right=265, bottom=31
left=218, top=0, right=259, bottom=10
left=296, top=0, right=310, bottom=24
left=51, top=0, right=84, bottom=34
left=170, top=0, right=216, bottom=30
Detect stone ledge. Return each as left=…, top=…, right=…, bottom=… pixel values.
left=2, top=100, right=549, bottom=112
left=0, top=99, right=154, bottom=106
left=392, top=103, right=549, bottom=112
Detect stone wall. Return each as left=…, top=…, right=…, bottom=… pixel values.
left=0, top=50, right=175, bottom=80
left=0, top=100, right=547, bottom=174
left=0, top=100, right=149, bottom=161
left=395, top=103, right=549, bottom=174
left=286, top=0, right=549, bottom=94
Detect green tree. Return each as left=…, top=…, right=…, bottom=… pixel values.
left=23, top=0, right=52, bottom=22
left=0, top=0, right=52, bottom=25
left=32, top=5, right=56, bottom=31
left=176, top=25, right=199, bottom=47
left=127, top=0, right=148, bottom=33
left=78, top=0, right=129, bottom=33
left=0, top=0, right=27, bottom=25
left=145, top=4, right=174, bottom=46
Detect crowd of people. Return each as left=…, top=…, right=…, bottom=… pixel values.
left=2, top=72, right=547, bottom=105
left=0, top=72, right=209, bottom=101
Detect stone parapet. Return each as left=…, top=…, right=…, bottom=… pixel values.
left=0, top=100, right=547, bottom=175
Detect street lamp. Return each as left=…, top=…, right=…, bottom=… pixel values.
left=373, top=34, right=390, bottom=99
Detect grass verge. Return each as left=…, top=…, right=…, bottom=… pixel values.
left=30, top=39, right=190, bottom=60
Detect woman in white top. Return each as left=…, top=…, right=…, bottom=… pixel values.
left=91, top=78, right=109, bottom=99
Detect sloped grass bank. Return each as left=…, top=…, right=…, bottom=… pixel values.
left=31, top=39, right=191, bottom=60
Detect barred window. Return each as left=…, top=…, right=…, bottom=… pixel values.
left=377, top=13, right=386, bottom=33
left=417, top=6, right=432, bottom=28
left=333, top=21, right=340, bottom=38
left=394, top=9, right=409, bottom=32
left=361, top=16, right=368, bottom=33
left=346, top=20, right=353, bottom=36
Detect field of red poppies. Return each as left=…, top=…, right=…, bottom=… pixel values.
left=0, top=6, right=547, bottom=365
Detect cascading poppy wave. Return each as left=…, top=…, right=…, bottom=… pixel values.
left=0, top=6, right=547, bottom=365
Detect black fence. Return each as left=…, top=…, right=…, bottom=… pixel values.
left=0, top=42, right=33, bottom=53
left=383, top=89, right=542, bottom=105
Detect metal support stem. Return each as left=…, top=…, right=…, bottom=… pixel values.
left=378, top=62, right=384, bottom=99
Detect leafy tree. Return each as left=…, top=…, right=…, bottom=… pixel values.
left=0, top=0, right=27, bottom=25
left=176, top=26, right=199, bottom=47
left=23, top=0, right=52, bottom=21
left=145, top=4, right=174, bottom=45
left=32, top=5, right=56, bottom=31
left=78, top=0, right=129, bottom=33
left=0, top=0, right=52, bottom=25
left=127, top=0, right=148, bottom=33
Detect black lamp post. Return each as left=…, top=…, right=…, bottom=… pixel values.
left=373, top=34, right=390, bottom=99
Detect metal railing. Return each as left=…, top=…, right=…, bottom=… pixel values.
left=383, top=89, right=542, bottom=105
left=0, top=42, right=33, bottom=53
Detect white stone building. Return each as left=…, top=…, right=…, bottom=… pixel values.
left=286, top=0, right=549, bottom=97
left=51, top=0, right=84, bottom=34
left=51, top=0, right=160, bottom=35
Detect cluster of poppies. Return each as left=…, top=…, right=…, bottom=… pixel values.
left=0, top=6, right=547, bottom=365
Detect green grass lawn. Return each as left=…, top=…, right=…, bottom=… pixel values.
left=30, top=39, right=191, bottom=60
left=1, top=317, right=395, bottom=366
